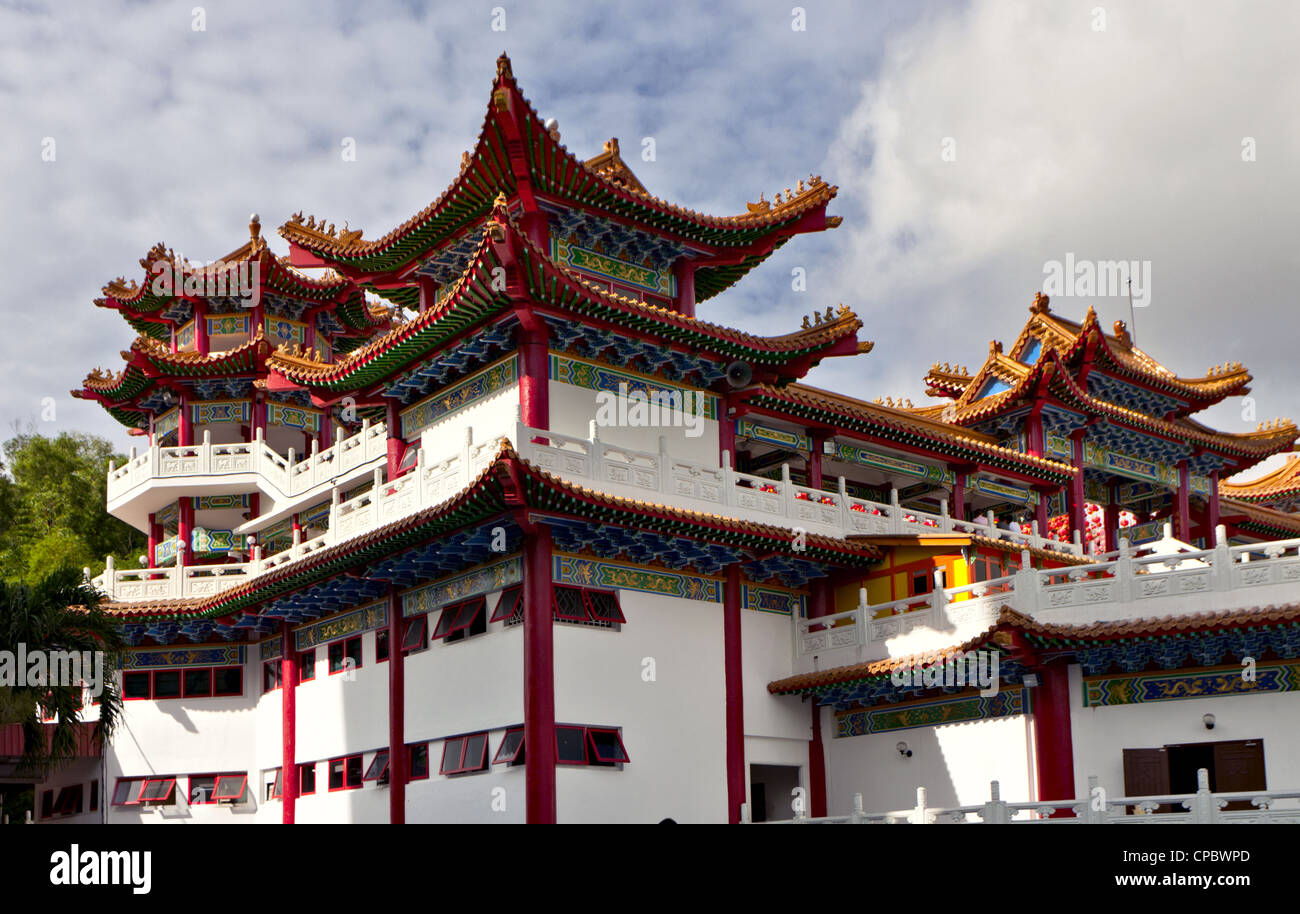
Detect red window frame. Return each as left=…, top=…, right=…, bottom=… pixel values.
left=582, top=589, right=625, bottom=624
left=376, top=629, right=390, bottom=663
left=183, top=667, right=214, bottom=698
left=112, top=778, right=146, bottom=806
left=327, top=755, right=364, bottom=791
left=493, top=727, right=525, bottom=765
left=299, top=649, right=316, bottom=683
left=556, top=725, right=589, bottom=765
left=407, top=743, right=429, bottom=781
left=262, top=660, right=282, bottom=694
left=212, top=774, right=248, bottom=802
left=123, top=671, right=151, bottom=700
left=187, top=774, right=219, bottom=805
left=152, top=669, right=182, bottom=699
left=432, top=597, right=486, bottom=641
left=328, top=637, right=362, bottom=675
left=440, top=732, right=490, bottom=775
left=401, top=615, right=427, bottom=653
left=489, top=585, right=522, bottom=623
left=270, top=768, right=282, bottom=801
left=587, top=728, right=631, bottom=764
left=363, top=750, right=390, bottom=782
left=138, top=777, right=177, bottom=804
left=552, top=586, right=588, bottom=623
left=213, top=666, right=243, bottom=696
left=299, top=762, right=317, bottom=795
left=53, top=784, right=84, bottom=816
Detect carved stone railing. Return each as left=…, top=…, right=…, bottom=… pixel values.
left=746, top=769, right=1300, bottom=824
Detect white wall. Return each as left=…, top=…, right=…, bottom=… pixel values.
left=548, top=379, right=719, bottom=465
left=408, top=380, right=520, bottom=448
left=553, top=590, right=728, bottom=824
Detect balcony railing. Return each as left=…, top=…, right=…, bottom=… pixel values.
left=747, top=769, right=1300, bottom=824
left=106, top=420, right=391, bottom=504
left=793, top=527, right=1300, bottom=669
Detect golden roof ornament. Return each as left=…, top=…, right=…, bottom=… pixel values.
left=746, top=194, right=770, bottom=214
left=801, top=315, right=811, bottom=329
left=1030, top=291, right=1050, bottom=314
left=1112, top=319, right=1132, bottom=348
left=990, top=340, right=1003, bottom=355
left=249, top=213, right=261, bottom=246
left=496, top=52, right=513, bottom=79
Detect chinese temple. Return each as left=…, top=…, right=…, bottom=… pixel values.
left=32, top=54, right=1300, bottom=824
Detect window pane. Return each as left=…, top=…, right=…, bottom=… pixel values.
left=141, top=778, right=175, bottom=801
left=376, top=630, right=390, bottom=662
left=214, top=667, right=242, bottom=696
left=440, top=738, right=465, bottom=774
left=364, top=751, right=390, bottom=780
left=553, top=588, right=587, bottom=622
left=300, top=764, right=316, bottom=795
left=123, top=672, right=151, bottom=699
left=153, top=670, right=181, bottom=699
left=589, top=729, right=630, bottom=763
left=345, top=638, right=362, bottom=669
left=584, top=591, right=624, bottom=623
left=463, top=733, right=488, bottom=771
left=112, top=779, right=139, bottom=805
left=299, top=650, right=316, bottom=683
left=494, top=729, right=525, bottom=764
left=401, top=616, right=426, bottom=652
left=213, top=775, right=247, bottom=801
left=432, top=605, right=458, bottom=639
left=489, top=586, right=522, bottom=623
left=263, top=663, right=280, bottom=693
left=328, top=759, right=345, bottom=790
left=329, top=641, right=344, bottom=672
left=556, top=726, right=587, bottom=764
left=189, top=776, right=216, bottom=804
left=185, top=668, right=213, bottom=697
left=345, top=755, right=364, bottom=787
left=409, top=744, right=429, bottom=779
left=453, top=598, right=485, bottom=631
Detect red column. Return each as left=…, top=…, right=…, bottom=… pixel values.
left=523, top=524, right=556, bottom=823
left=719, top=397, right=735, bottom=466
left=388, top=590, right=406, bottom=824
left=1035, top=491, right=1049, bottom=537
left=1175, top=460, right=1191, bottom=542
left=194, top=308, right=209, bottom=356
left=1206, top=471, right=1220, bottom=539
left=1032, top=662, right=1076, bottom=816
left=807, top=437, right=823, bottom=490
left=386, top=400, right=404, bottom=480
left=951, top=472, right=966, bottom=523
left=280, top=622, right=298, bottom=824
left=179, top=395, right=192, bottom=447
left=674, top=258, right=696, bottom=319
left=1104, top=482, right=1121, bottom=553
left=1069, top=434, right=1087, bottom=542
left=146, top=513, right=158, bottom=566
left=724, top=563, right=745, bottom=823
left=808, top=699, right=827, bottom=818
left=519, top=332, right=549, bottom=431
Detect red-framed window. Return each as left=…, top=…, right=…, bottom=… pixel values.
left=489, top=585, right=522, bottom=623
left=552, top=586, right=625, bottom=625
left=123, top=671, right=151, bottom=700
left=138, top=777, right=178, bottom=804
left=432, top=597, right=487, bottom=643
left=269, top=769, right=282, bottom=801
left=213, top=666, right=243, bottom=696
left=408, top=743, right=429, bottom=781
left=299, top=649, right=316, bottom=683
left=587, top=728, right=631, bottom=764
left=395, top=441, right=420, bottom=478
left=492, top=727, right=525, bottom=766
left=212, top=774, right=247, bottom=802
left=555, top=726, right=631, bottom=767
left=440, top=732, right=489, bottom=775
left=89, top=780, right=99, bottom=812
left=376, top=629, right=390, bottom=663
left=152, top=670, right=182, bottom=699
left=112, top=778, right=146, bottom=806
left=327, top=755, right=364, bottom=791
left=363, top=750, right=390, bottom=783
left=188, top=775, right=218, bottom=805
left=328, top=637, right=362, bottom=675
left=184, top=667, right=213, bottom=698
left=299, top=763, right=317, bottom=795
left=52, top=784, right=84, bottom=816
left=262, top=660, right=282, bottom=694
left=401, top=615, right=427, bottom=654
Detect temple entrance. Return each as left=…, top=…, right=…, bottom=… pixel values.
left=749, top=764, right=802, bottom=822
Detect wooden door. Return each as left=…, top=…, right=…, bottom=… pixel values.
left=1122, top=747, right=1171, bottom=814
left=1213, top=739, right=1265, bottom=810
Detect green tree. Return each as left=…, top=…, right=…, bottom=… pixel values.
left=0, top=566, right=125, bottom=776
left=0, top=430, right=144, bottom=583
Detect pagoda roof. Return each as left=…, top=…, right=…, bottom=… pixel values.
left=267, top=200, right=864, bottom=395
left=1217, top=495, right=1300, bottom=539
left=768, top=602, right=1300, bottom=697
left=97, top=223, right=388, bottom=335
left=278, top=53, right=839, bottom=286
left=1221, top=455, right=1300, bottom=505
left=100, top=442, right=881, bottom=625
left=926, top=297, right=1253, bottom=413
left=739, top=382, right=1079, bottom=485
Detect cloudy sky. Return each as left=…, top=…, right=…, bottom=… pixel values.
left=3, top=0, right=1296, bottom=479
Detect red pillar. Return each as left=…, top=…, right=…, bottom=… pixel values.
left=674, top=258, right=696, bottom=319
left=519, top=332, right=549, bottom=432
left=388, top=590, right=406, bottom=824
left=523, top=524, right=556, bottom=823
left=807, top=437, right=823, bottom=490
left=194, top=308, right=209, bottom=356
left=1175, top=460, right=1191, bottom=542
left=280, top=622, right=298, bottom=824
left=1035, top=491, right=1049, bottom=538
left=1104, top=482, right=1121, bottom=553
left=724, top=563, right=745, bottom=823
left=146, top=512, right=158, bottom=566
left=1206, top=471, right=1220, bottom=539
left=808, top=699, right=827, bottom=818
left=177, top=498, right=193, bottom=569
left=1069, top=434, right=1087, bottom=543
left=1032, top=662, right=1076, bottom=816
left=178, top=395, right=192, bottom=447
left=719, top=397, right=735, bottom=466
left=951, top=472, right=966, bottom=523
left=386, top=400, right=404, bottom=480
